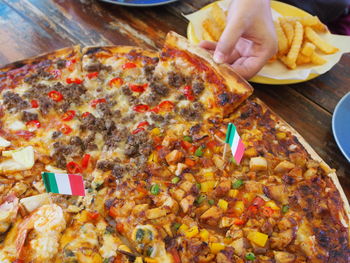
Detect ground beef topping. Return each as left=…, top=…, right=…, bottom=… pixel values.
left=192, top=82, right=204, bottom=95
left=2, top=91, right=29, bottom=112
left=167, top=72, right=186, bottom=88
left=22, top=111, right=38, bottom=122
left=125, top=130, right=152, bottom=157
left=177, top=102, right=204, bottom=122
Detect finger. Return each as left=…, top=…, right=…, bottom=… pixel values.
left=199, top=40, right=217, bottom=51
left=230, top=55, right=268, bottom=79
left=213, top=17, right=245, bottom=63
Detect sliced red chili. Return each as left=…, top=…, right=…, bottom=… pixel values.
left=158, top=101, right=174, bottom=112
left=122, top=62, right=137, bottom=70
left=48, top=91, right=63, bottom=102
left=61, top=110, right=76, bottom=121
left=91, top=98, right=106, bottom=108
left=137, top=121, right=149, bottom=128
left=59, top=124, right=73, bottom=135
left=132, top=128, right=145, bottom=135
left=50, top=69, right=61, bottom=79
left=133, top=104, right=149, bottom=113
left=66, top=78, right=83, bottom=84
left=81, top=112, right=90, bottom=118
left=261, top=207, right=274, bottom=217
left=31, top=100, right=39, bottom=108
left=86, top=72, right=99, bottom=79
left=252, top=196, right=265, bottom=207
left=15, top=130, right=34, bottom=140
left=109, top=77, right=123, bottom=87
left=183, top=85, right=195, bottom=101
left=87, top=211, right=99, bottom=220
left=66, top=161, right=81, bottom=174
left=81, top=154, right=91, bottom=169
left=26, top=120, right=41, bottom=132
left=130, top=83, right=147, bottom=93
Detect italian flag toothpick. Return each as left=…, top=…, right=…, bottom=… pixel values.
left=224, top=123, right=245, bottom=164
left=42, top=172, right=85, bottom=196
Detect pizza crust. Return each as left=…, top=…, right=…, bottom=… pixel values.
left=82, top=45, right=158, bottom=58
left=0, top=46, right=81, bottom=73
left=164, top=31, right=253, bottom=116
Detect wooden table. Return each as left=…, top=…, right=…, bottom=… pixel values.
left=1, top=0, right=349, bottom=197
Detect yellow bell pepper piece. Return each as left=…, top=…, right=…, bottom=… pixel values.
left=247, top=231, right=268, bottom=247
left=243, top=193, right=255, bottom=203
left=203, top=172, right=214, bottom=180
left=228, top=189, right=239, bottom=198
left=201, top=181, right=216, bottom=193
left=233, top=201, right=244, bottom=216
left=148, top=152, right=158, bottom=163
left=265, top=200, right=280, bottom=211
left=218, top=199, right=228, bottom=211
left=276, top=132, right=286, bottom=140
left=150, top=127, right=161, bottom=136
left=209, top=243, right=225, bottom=254
left=199, top=229, right=209, bottom=241
left=185, top=226, right=199, bottom=238
left=145, top=258, right=158, bottom=263
left=178, top=224, right=189, bottom=234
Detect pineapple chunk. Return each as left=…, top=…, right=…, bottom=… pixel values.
left=201, top=181, right=216, bottom=193
left=165, top=150, right=183, bottom=165
left=247, top=231, right=268, bottom=247
left=250, top=157, right=267, bottom=171
left=233, top=201, right=244, bottom=216
left=209, top=243, right=225, bottom=254
left=219, top=217, right=234, bottom=228
left=185, top=226, right=199, bottom=238
left=274, top=160, right=295, bottom=173
left=145, top=207, right=167, bottom=219
left=218, top=199, right=228, bottom=211
left=180, top=195, right=195, bottom=213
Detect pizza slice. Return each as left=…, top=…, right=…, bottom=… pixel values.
left=138, top=31, right=253, bottom=121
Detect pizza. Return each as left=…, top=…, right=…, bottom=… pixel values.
left=0, top=31, right=349, bottom=263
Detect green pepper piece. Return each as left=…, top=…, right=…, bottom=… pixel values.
left=183, top=136, right=193, bottom=142
left=245, top=252, right=256, bottom=260
left=208, top=199, right=215, bottom=205
left=150, top=184, right=160, bottom=195
left=282, top=205, right=289, bottom=213
left=232, top=179, right=243, bottom=189
left=195, top=146, right=204, bottom=157
left=171, top=177, right=180, bottom=184
left=172, top=222, right=181, bottom=231
left=146, top=246, right=154, bottom=257
left=195, top=194, right=207, bottom=205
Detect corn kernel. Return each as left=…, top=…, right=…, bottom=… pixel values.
left=209, top=243, right=225, bottom=254
left=199, top=229, right=209, bottom=241
left=201, top=181, right=216, bottom=193
left=233, top=201, right=244, bottom=216
left=228, top=189, right=239, bottom=198
left=185, top=226, right=199, bottom=238
left=276, top=132, right=286, bottom=140
left=150, top=127, right=161, bottom=136
left=178, top=224, right=189, bottom=234
left=218, top=199, right=228, bottom=211
left=265, top=201, right=280, bottom=211
left=247, top=231, right=268, bottom=247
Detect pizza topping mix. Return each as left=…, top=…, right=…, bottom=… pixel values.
left=0, top=33, right=348, bottom=263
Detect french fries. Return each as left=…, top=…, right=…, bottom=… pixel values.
left=273, top=16, right=337, bottom=69
left=201, top=3, right=226, bottom=41
left=199, top=4, right=338, bottom=70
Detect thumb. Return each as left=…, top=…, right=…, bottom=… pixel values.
left=214, top=18, right=244, bottom=64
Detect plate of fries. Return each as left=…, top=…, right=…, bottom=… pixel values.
left=185, top=0, right=350, bottom=84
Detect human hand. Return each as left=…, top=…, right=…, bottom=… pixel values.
left=200, top=0, right=277, bottom=79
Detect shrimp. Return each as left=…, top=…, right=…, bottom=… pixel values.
left=0, top=193, right=19, bottom=233
left=15, top=204, right=66, bottom=261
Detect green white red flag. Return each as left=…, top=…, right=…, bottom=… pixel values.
left=42, top=172, right=85, bottom=196
left=225, top=123, right=245, bottom=164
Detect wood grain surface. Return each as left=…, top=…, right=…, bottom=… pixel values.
left=0, top=0, right=349, bottom=198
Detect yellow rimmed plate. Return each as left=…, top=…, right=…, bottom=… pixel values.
left=187, top=1, right=321, bottom=85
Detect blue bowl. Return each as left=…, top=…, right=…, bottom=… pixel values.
left=99, top=0, right=177, bottom=6
left=332, top=92, right=350, bottom=162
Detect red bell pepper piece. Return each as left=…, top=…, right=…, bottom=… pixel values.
left=48, top=90, right=63, bottom=102
left=81, top=154, right=91, bottom=169
left=122, top=62, right=137, bottom=69
left=31, top=100, right=39, bottom=108
left=133, top=104, right=149, bottom=113
left=66, top=161, right=81, bottom=174
left=61, top=110, right=76, bottom=121
left=86, top=72, right=99, bottom=79
left=109, top=77, right=123, bottom=87
left=91, top=98, right=106, bottom=108
left=59, top=124, right=73, bottom=135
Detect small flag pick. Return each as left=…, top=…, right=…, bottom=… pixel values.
left=224, top=123, right=245, bottom=164
left=42, top=172, right=85, bottom=196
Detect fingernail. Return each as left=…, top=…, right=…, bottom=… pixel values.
left=213, top=51, right=225, bottom=63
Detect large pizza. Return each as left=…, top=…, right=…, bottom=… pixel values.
left=0, top=32, right=349, bottom=263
